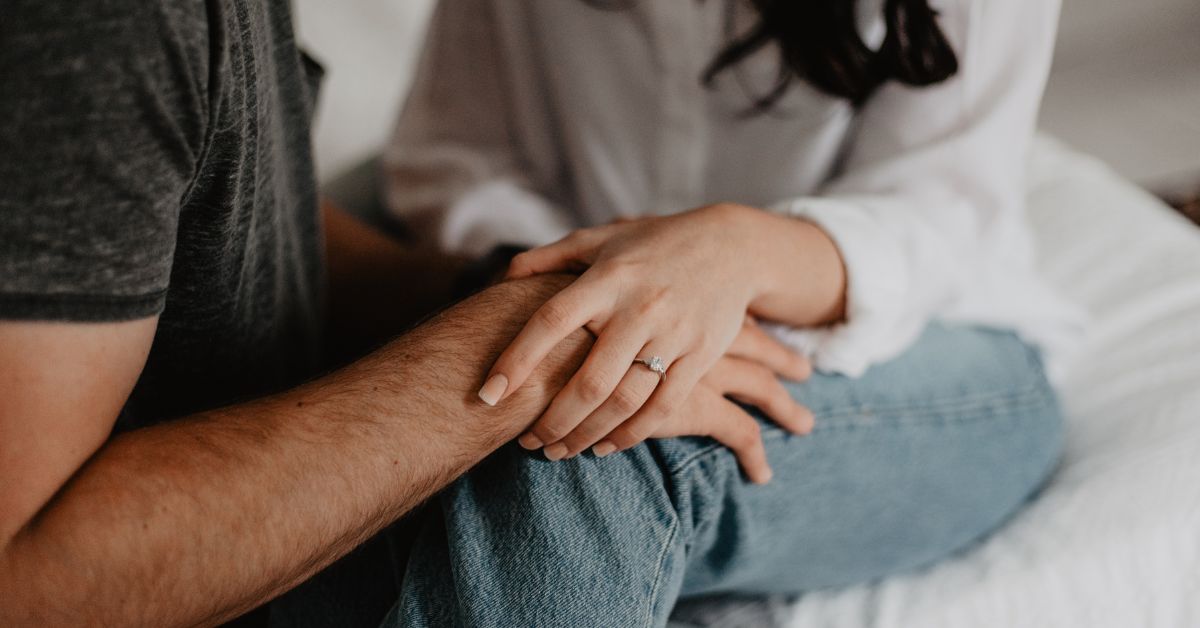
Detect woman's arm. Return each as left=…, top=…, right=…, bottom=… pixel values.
left=757, top=0, right=1062, bottom=376
left=384, top=0, right=574, bottom=256
left=480, top=0, right=1062, bottom=463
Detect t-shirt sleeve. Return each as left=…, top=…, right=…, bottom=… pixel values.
left=0, top=2, right=208, bottom=321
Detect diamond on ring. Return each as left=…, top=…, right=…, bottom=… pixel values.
left=647, top=356, right=665, bottom=374
left=635, top=356, right=668, bottom=381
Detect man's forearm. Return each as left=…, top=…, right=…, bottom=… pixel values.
left=0, top=276, right=588, bottom=627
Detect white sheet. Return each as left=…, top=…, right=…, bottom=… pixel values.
left=786, top=138, right=1200, bottom=628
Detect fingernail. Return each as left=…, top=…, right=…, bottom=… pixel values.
left=758, top=469, right=774, bottom=484
left=543, top=443, right=569, bottom=461
left=518, top=433, right=544, bottom=450
left=592, top=442, right=617, bottom=457
left=477, top=374, right=509, bottom=406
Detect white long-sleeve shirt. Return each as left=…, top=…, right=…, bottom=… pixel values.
left=384, top=0, right=1084, bottom=378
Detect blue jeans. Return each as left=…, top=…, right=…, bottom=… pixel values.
left=274, top=323, right=1063, bottom=627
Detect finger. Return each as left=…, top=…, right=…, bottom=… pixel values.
left=481, top=276, right=610, bottom=406
left=708, top=358, right=814, bottom=435
left=705, top=399, right=774, bottom=484
left=595, top=353, right=706, bottom=454
left=520, top=321, right=648, bottom=455
left=727, top=320, right=812, bottom=382
left=552, top=335, right=680, bottom=457
left=505, top=230, right=599, bottom=280
left=551, top=363, right=659, bottom=458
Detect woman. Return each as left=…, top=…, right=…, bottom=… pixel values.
left=381, top=0, right=1082, bottom=624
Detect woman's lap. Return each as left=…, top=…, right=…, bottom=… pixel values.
left=664, top=322, right=1064, bottom=596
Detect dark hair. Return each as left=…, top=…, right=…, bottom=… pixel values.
left=585, top=0, right=959, bottom=109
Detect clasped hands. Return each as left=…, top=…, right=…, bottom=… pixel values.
left=477, top=205, right=819, bottom=484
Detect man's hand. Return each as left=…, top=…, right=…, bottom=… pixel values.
left=0, top=275, right=589, bottom=627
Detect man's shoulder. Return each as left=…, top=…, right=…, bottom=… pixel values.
left=4, top=1, right=209, bottom=45
left=1, top=1, right=212, bottom=85
left=0, top=0, right=220, bottom=326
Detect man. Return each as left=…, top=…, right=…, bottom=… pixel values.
left=0, top=2, right=592, bottom=624
left=0, top=2, right=798, bottom=625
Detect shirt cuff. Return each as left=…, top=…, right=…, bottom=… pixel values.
left=441, top=181, right=575, bottom=257
left=766, top=197, right=923, bottom=378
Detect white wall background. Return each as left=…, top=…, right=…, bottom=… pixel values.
left=1044, top=0, right=1200, bottom=192
left=293, top=0, right=1200, bottom=191
left=292, top=0, right=434, bottom=183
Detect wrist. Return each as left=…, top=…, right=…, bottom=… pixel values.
left=364, top=275, right=592, bottom=457
left=711, top=203, right=791, bottom=303
left=737, top=208, right=847, bottom=327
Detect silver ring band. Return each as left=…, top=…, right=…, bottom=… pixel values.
left=634, top=356, right=668, bottom=381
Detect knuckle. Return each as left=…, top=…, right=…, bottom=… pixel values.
left=634, top=287, right=670, bottom=318
left=593, top=259, right=627, bottom=280
left=606, top=430, right=635, bottom=450
left=534, top=421, right=569, bottom=443
left=649, top=399, right=676, bottom=421
left=737, top=422, right=762, bottom=448
left=610, top=385, right=643, bottom=415
left=508, top=252, right=532, bottom=272
left=621, top=424, right=652, bottom=445
left=536, top=300, right=573, bottom=330
left=577, top=372, right=611, bottom=403
left=561, top=427, right=599, bottom=450
left=695, top=330, right=724, bottom=356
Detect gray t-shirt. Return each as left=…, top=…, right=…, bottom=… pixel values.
left=0, top=1, right=325, bottom=428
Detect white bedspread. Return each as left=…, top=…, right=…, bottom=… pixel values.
left=786, top=138, right=1200, bottom=628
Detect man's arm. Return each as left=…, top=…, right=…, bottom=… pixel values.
left=0, top=275, right=589, bottom=627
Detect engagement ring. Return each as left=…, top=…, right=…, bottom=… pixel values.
left=634, top=356, right=668, bottom=381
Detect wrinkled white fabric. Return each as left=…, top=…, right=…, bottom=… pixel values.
left=384, top=0, right=1083, bottom=378
left=784, top=138, right=1200, bottom=628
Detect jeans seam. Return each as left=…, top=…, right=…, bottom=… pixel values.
left=666, top=385, right=1055, bottom=477
left=642, top=511, right=680, bottom=627
left=806, top=384, right=1054, bottom=426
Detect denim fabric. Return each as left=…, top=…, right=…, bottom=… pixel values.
left=275, top=323, right=1063, bottom=627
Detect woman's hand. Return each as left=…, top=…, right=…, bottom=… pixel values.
left=475, top=204, right=843, bottom=478
left=478, top=205, right=760, bottom=427
left=646, top=352, right=814, bottom=484
left=550, top=319, right=816, bottom=483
